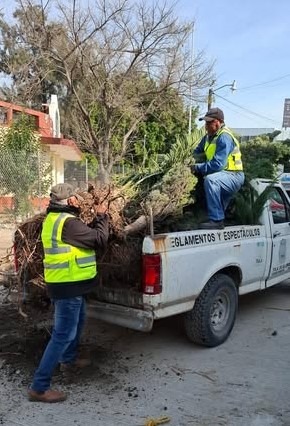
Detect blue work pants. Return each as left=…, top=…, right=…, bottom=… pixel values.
left=204, top=171, right=245, bottom=221
left=30, top=295, right=86, bottom=392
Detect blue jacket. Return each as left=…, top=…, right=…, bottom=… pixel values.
left=194, top=126, right=235, bottom=175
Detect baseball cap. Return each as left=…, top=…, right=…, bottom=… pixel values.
left=50, top=183, right=84, bottom=202
left=199, top=107, right=224, bottom=122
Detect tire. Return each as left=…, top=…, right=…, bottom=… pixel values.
left=184, top=273, right=238, bottom=347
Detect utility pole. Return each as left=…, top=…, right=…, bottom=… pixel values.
left=188, top=22, right=195, bottom=135
left=208, top=87, right=214, bottom=110
left=207, top=80, right=236, bottom=110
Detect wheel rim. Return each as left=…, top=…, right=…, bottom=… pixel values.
left=210, top=291, right=231, bottom=332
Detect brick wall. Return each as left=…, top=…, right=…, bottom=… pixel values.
left=0, top=196, right=49, bottom=213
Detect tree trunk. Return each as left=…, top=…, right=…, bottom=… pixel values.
left=124, top=215, right=147, bottom=235
left=96, top=167, right=110, bottom=186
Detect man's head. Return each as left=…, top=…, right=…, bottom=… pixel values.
left=199, top=107, right=224, bottom=135
left=50, top=183, right=83, bottom=207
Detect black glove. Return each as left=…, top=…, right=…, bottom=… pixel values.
left=192, top=163, right=204, bottom=176
left=190, top=165, right=196, bottom=175
left=191, top=165, right=201, bottom=176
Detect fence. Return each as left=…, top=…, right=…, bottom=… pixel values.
left=0, top=150, right=53, bottom=220
left=0, top=151, right=136, bottom=224
left=64, top=160, right=88, bottom=190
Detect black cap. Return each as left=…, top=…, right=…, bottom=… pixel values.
left=199, top=107, right=224, bottom=122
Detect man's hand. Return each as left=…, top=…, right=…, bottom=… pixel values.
left=95, top=202, right=108, bottom=215
left=191, top=165, right=201, bottom=176
left=191, top=164, right=203, bottom=176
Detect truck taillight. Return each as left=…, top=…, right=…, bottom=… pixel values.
left=142, top=254, right=162, bottom=295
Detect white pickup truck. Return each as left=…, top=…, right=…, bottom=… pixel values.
left=88, top=179, right=290, bottom=347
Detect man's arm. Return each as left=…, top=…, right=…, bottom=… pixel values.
left=62, top=215, right=109, bottom=251
left=195, top=133, right=235, bottom=175
left=193, top=136, right=206, bottom=155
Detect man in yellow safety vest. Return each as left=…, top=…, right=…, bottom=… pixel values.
left=192, top=107, right=244, bottom=229
left=28, top=183, right=109, bottom=403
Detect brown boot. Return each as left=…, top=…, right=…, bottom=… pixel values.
left=28, top=389, right=67, bottom=403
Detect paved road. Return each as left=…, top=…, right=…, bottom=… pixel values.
left=0, top=281, right=290, bottom=426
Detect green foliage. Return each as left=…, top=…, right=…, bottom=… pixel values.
left=120, top=128, right=203, bottom=222
left=3, top=114, right=39, bottom=152
left=84, top=154, right=98, bottom=180
left=162, top=128, right=205, bottom=170
left=143, top=164, right=197, bottom=218
left=267, top=130, right=282, bottom=141
left=121, top=128, right=204, bottom=190
left=228, top=137, right=290, bottom=225
left=231, top=181, right=274, bottom=225
left=0, top=115, right=51, bottom=217
left=132, top=91, right=199, bottom=169
left=241, top=139, right=290, bottom=181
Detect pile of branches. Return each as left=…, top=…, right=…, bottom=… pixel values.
left=13, top=133, right=202, bottom=299
left=14, top=185, right=129, bottom=292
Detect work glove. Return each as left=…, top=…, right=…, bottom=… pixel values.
left=191, top=165, right=202, bottom=176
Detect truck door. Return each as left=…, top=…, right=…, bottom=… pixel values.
left=266, top=186, right=290, bottom=287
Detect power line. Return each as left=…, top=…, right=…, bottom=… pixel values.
left=215, top=99, right=262, bottom=124
left=238, top=73, right=290, bottom=92
left=214, top=93, right=280, bottom=126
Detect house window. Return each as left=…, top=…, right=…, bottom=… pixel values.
left=0, top=107, right=7, bottom=124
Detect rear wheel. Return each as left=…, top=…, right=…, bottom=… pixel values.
left=184, top=273, right=238, bottom=347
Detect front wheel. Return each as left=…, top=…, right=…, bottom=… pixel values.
left=184, top=273, right=238, bottom=347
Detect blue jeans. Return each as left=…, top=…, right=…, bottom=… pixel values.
left=204, top=171, right=245, bottom=221
left=31, top=296, right=86, bottom=392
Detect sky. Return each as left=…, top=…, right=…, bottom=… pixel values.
left=177, top=0, right=290, bottom=129
left=1, top=0, right=290, bottom=130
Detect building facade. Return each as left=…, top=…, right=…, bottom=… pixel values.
left=0, top=95, right=83, bottom=213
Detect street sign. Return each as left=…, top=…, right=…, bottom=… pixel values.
left=282, top=98, right=290, bottom=128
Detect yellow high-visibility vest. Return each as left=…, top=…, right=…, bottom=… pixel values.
left=41, top=212, right=97, bottom=284
left=204, top=127, right=243, bottom=171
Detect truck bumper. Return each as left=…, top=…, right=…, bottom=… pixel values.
left=87, top=301, right=154, bottom=332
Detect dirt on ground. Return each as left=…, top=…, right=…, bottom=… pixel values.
left=0, top=226, right=14, bottom=254
left=0, top=282, right=129, bottom=390
left=0, top=296, right=48, bottom=374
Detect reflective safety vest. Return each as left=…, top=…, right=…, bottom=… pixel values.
left=204, top=126, right=243, bottom=171
left=41, top=212, right=97, bottom=284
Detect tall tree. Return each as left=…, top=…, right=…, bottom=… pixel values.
left=0, top=0, right=214, bottom=183
left=0, top=114, right=51, bottom=217
left=132, top=87, right=198, bottom=170
left=0, top=3, right=66, bottom=106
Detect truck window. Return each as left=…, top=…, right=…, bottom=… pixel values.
left=269, top=188, right=289, bottom=224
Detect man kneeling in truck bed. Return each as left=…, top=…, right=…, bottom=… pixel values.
left=192, top=107, right=245, bottom=230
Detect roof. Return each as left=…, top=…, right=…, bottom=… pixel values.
left=42, top=137, right=82, bottom=161
left=232, top=128, right=276, bottom=137
left=0, top=99, right=82, bottom=161
left=275, top=129, right=290, bottom=141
